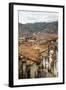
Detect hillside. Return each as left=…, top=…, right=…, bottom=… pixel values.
left=18, top=21, right=58, bottom=37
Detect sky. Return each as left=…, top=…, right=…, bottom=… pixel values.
left=19, top=10, right=58, bottom=24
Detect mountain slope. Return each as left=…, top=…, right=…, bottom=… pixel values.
left=18, top=21, right=58, bottom=37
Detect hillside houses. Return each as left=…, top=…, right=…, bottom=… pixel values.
left=18, top=33, right=58, bottom=79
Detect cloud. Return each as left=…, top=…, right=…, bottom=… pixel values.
left=19, top=11, right=58, bottom=24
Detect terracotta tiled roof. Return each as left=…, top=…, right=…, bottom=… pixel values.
left=19, top=34, right=58, bottom=63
